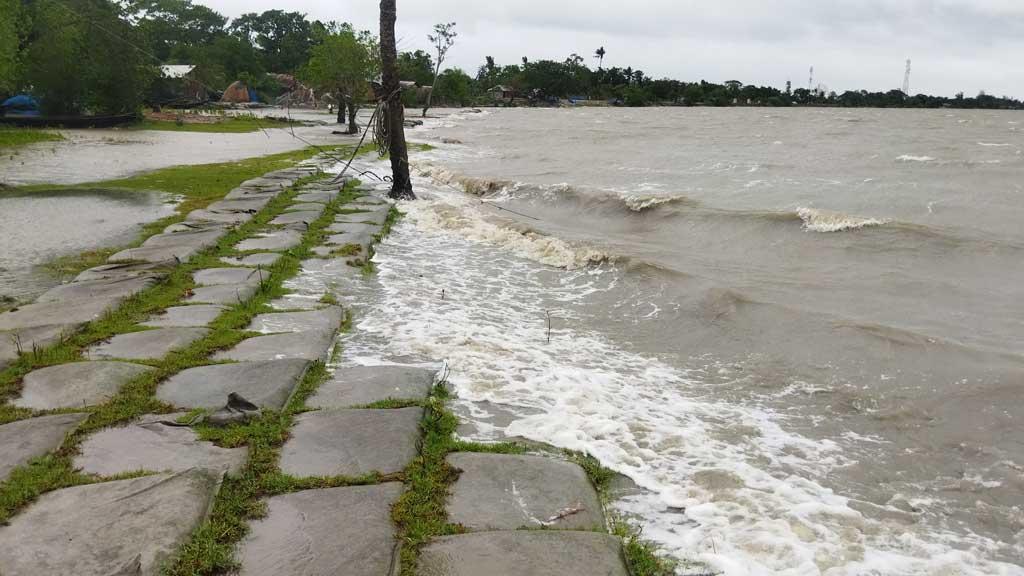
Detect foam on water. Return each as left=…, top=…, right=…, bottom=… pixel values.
left=796, top=207, right=890, bottom=233
left=896, top=155, right=937, bottom=162
left=318, top=157, right=1023, bottom=576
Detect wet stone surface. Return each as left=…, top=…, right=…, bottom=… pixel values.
left=141, top=305, right=226, bottom=328
left=75, top=413, right=247, bottom=477
left=237, top=483, right=404, bottom=576
left=185, top=282, right=259, bottom=305
left=310, top=365, right=436, bottom=409
left=220, top=253, right=282, bottom=267
left=0, top=324, right=75, bottom=371
left=212, top=329, right=336, bottom=363
left=86, top=327, right=210, bottom=360
left=193, top=267, right=269, bottom=286
left=235, top=230, right=303, bottom=252
left=416, top=531, right=628, bottom=576
left=270, top=210, right=323, bottom=227
left=14, top=361, right=156, bottom=410
left=0, top=413, right=88, bottom=482
left=157, top=359, right=310, bottom=410
left=294, top=191, right=337, bottom=204
left=248, top=306, right=344, bottom=334
left=74, top=261, right=174, bottom=283
left=280, top=408, right=422, bottom=477
left=445, top=453, right=605, bottom=531
left=335, top=207, right=389, bottom=226
left=0, top=470, right=219, bottom=576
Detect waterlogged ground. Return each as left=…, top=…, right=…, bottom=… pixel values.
left=278, top=108, right=1024, bottom=576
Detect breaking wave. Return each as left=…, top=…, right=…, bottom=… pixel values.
left=796, top=207, right=891, bottom=232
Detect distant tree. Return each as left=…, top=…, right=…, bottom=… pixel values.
left=23, top=0, right=154, bottom=115
left=434, top=68, right=473, bottom=106
left=594, top=46, right=606, bottom=69
left=0, top=0, right=19, bottom=95
left=423, top=21, right=456, bottom=117
left=379, top=0, right=414, bottom=199
left=397, top=50, right=434, bottom=85
left=230, top=10, right=314, bottom=72
left=124, top=0, right=228, bottom=62
left=300, top=24, right=377, bottom=132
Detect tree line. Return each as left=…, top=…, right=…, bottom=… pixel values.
left=1, top=0, right=1021, bottom=116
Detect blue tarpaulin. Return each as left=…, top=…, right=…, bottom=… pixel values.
left=1, top=95, right=40, bottom=112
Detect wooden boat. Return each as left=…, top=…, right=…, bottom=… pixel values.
left=0, top=113, right=139, bottom=128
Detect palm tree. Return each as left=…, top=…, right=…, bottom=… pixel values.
left=380, top=0, right=414, bottom=199
left=595, top=46, right=606, bottom=70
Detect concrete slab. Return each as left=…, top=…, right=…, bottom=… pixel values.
left=163, top=221, right=229, bottom=234
left=74, top=261, right=174, bottom=283
left=194, top=267, right=269, bottom=286
left=87, top=327, right=210, bottom=360
left=0, top=324, right=75, bottom=370
left=185, top=282, right=259, bottom=305
left=270, top=210, right=322, bottom=227
left=141, top=305, right=226, bottom=328
left=220, top=253, right=281, bottom=267
left=212, top=329, right=335, bottom=363
left=326, top=222, right=379, bottom=236
left=0, top=413, right=88, bottom=482
left=294, top=191, right=336, bottom=204
left=310, top=365, right=436, bottom=408
left=237, top=177, right=290, bottom=189
left=14, top=361, right=156, bottom=410
left=142, top=227, right=225, bottom=249
left=335, top=208, right=389, bottom=225
left=285, top=203, right=325, bottom=213
left=269, top=295, right=326, bottom=311
left=185, top=209, right=253, bottom=225
left=0, top=297, right=114, bottom=331
left=446, top=453, right=604, bottom=531
left=236, top=230, right=303, bottom=252
left=206, top=197, right=272, bottom=213
left=224, top=188, right=280, bottom=200
left=237, top=483, right=403, bottom=576
left=157, top=359, right=310, bottom=410
left=0, top=469, right=219, bottom=576
left=75, top=413, right=247, bottom=477
left=248, top=306, right=343, bottom=334
left=36, top=274, right=158, bottom=304
left=280, top=408, right=421, bottom=477
left=108, top=242, right=204, bottom=264
left=417, top=531, right=628, bottom=576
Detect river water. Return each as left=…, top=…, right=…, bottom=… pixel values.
left=317, top=107, right=1023, bottom=574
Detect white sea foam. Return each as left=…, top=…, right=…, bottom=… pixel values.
left=978, top=142, right=1011, bottom=147
left=896, top=155, right=936, bottom=162
left=796, top=207, right=890, bottom=233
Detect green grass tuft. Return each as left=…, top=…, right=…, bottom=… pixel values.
left=0, top=128, right=63, bottom=149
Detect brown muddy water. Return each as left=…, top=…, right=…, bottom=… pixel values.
left=310, top=108, right=1024, bottom=575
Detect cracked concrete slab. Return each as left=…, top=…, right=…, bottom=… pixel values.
left=185, top=282, right=259, bottom=305
left=74, top=261, right=174, bottom=283
left=326, top=222, right=379, bottom=236
left=220, top=253, right=281, bottom=267
left=335, top=207, right=389, bottom=225
left=416, top=531, right=628, bottom=576
left=36, top=275, right=159, bottom=304
left=109, top=227, right=226, bottom=263
left=206, top=197, right=272, bottom=213
left=445, top=453, right=604, bottom=531
left=157, top=359, right=310, bottom=410
left=285, top=203, right=325, bottom=213
left=270, top=210, right=323, bottom=227
left=87, top=327, right=210, bottom=360
left=310, top=365, right=436, bottom=408
left=193, top=267, right=269, bottom=286
left=75, top=413, right=247, bottom=477
left=237, top=483, right=403, bottom=576
left=0, top=413, right=88, bottom=482
left=212, top=329, right=335, bottom=363
left=280, top=408, right=421, bottom=477
left=0, top=324, right=76, bottom=370
left=247, top=306, right=343, bottom=334
left=0, top=297, right=115, bottom=332
left=236, top=230, right=302, bottom=252
left=294, top=191, right=336, bottom=204
left=141, top=305, right=226, bottom=328
left=0, top=469, right=219, bottom=576
left=14, top=361, right=156, bottom=410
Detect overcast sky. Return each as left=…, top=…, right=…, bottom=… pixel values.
left=202, top=0, right=1024, bottom=98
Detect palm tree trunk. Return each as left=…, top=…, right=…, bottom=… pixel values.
left=380, top=0, right=414, bottom=199
left=346, top=98, right=359, bottom=134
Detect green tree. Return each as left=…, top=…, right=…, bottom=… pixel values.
left=0, top=0, right=20, bottom=95
left=433, top=67, right=474, bottom=106
left=300, top=23, right=377, bottom=133
left=594, top=46, right=606, bottom=69
left=230, top=10, right=314, bottom=73
left=397, top=49, right=434, bottom=85
left=23, top=0, right=154, bottom=115
left=124, top=0, right=227, bottom=62
left=423, top=21, right=456, bottom=116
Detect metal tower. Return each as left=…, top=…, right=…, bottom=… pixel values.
left=903, top=59, right=912, bottom=95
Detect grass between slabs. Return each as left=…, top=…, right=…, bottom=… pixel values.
left=0, top=173, right=360, bottom=533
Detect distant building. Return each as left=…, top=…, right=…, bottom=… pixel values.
left=150, top=65, right=208, bottom=107
left=488, top=85, right=515, bottom=102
